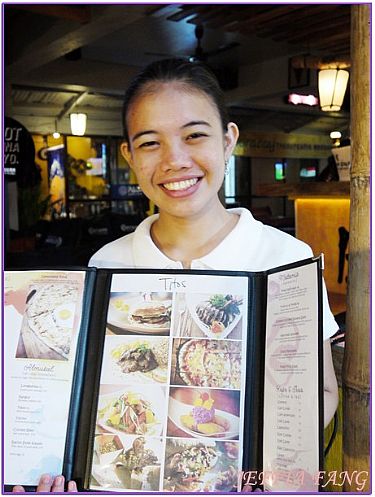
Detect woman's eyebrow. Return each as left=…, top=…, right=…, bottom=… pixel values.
left=181, top=120, right=211, bottom=129
left=132, top=130, right=157, bottom=142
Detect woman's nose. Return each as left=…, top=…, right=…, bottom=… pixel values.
left=160, top=142, right=192, bottom=171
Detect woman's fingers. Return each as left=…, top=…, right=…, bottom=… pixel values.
left=36, top=474, right=55, bottom=492
left=12, top=475, right=77, bottom=493
left=67, top=480, right=78, bottom=492
left=12, top=486, right=25, bottom=492
left=50, top=475, right=65, bottom=492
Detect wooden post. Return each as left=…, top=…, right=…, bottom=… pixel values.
left=342, top=4, right=370, bottom=492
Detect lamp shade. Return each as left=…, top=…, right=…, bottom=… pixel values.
left=70, top=113, right=87, bottom=136
left=318, top=69, right=349, bottom=111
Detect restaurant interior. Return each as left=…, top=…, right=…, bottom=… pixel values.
left=3, top=3, right=370, bottom=492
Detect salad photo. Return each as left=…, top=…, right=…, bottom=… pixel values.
left=96, top=386, right=165, bottom=437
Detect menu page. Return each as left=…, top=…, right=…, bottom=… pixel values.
left=262, top=262, right=320, bottom=491
left=4, top=270, right=86, bottom=486
left=88, top=272, right=248, bottom=493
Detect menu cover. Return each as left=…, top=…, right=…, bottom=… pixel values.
left=3, top=257, right=323, bottom=493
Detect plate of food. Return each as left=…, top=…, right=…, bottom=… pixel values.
left=96, top=388, right=164, bottom=437
left=168, top=393, right=239, bottom=439
left=176, top=339, right=242, bottom=389
left=107, top=294, right=172, bottom=334
left=109, top=338, right=169, bottom=384
left=23, top=283, right=78, bottom=360
left=163, top=440, right=219, bottom=492
left=91, top=436, right=162, bottom=491
left=186, top=293, right=243, bottom=339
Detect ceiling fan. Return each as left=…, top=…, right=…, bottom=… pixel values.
left=146, top=24, right=240, bottom=63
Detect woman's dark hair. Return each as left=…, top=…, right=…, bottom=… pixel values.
left=122, top=58, right=229, bottom=143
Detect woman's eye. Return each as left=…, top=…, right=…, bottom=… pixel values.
left=187, top=132, right=207, bottom=140
left=138, top=140, right=158, bottom=149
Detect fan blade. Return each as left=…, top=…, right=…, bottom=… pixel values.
left=144, top=51, right=174, bottom=58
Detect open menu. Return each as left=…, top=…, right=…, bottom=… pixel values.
left=3, top=257, right=323, bottom=493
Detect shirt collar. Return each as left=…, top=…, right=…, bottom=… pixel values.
left=132, top=208, right=263, bottom=270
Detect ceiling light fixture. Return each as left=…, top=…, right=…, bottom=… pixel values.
left=52, top=119, right=60, bottom=139
left=70, top=113, right=87, bottom=136
left=318, top=69, right=349, bottom=111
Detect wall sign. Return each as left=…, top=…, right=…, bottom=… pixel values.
left=4, top=117, right=37, bottom=182
left=235, top=131, right=332, bottom=159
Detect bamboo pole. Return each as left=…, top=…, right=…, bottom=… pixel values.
left=342, top=4, right=370, bottom=492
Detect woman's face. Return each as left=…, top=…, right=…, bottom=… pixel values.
left=121, top=82, right=239, bottom=220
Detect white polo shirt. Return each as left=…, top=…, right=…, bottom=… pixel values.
left=89, top=207, right=338, bottom=339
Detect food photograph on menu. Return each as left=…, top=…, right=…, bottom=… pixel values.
left=172, top=292, right=243, bottom=339
left=170, top=338, right=242, bottom=389
left=162, top=438, right=239, bottom=492
left=100, top=336, right=170, bottom=384
left=106, top=291, right=172, bottom=335
left=90, top=434, right=162, bottom=491
left=167, top=387, right=240, bottom=440
left=95, top=384, right=166, bottom=438
left=15, top=282, right=79, bottom=361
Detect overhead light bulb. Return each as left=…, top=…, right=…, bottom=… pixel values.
left=330, top=130, right=342, bottom=147
left=330, top=131, right=342, bottom=140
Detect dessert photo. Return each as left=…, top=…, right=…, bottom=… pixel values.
left=167, top=388, right=240, bottom=439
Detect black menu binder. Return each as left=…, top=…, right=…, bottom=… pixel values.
left=4, top=257, right=323, bottom=493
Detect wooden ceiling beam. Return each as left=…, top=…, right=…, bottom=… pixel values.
left=204, top=5, right=268, bottom=30
left=187, top=6, right=232, bottom=25
left=287, top=20, right=350, bottom=43
left=310, top=29, right=351, bottom=49
left=259, top=6, right=343, bottom=36
left=233, top=5, right=306, bottom=33
left=6, top=5, right=149, bottom=79
left=9, top=5, right=91, bottom=23
left=270, top=9, right=349, bottom=40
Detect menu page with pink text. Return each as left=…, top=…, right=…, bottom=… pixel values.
left=262, top=261, right=322, bottom=492
left=4, top=270, right=87, bottom=487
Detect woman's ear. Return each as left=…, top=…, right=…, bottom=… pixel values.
left=224, top=122, right=240, bottom=159
left=120, top=142, right=133, bottom=169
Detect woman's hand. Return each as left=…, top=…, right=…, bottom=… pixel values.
left=12, top=474, right=77, bottom=493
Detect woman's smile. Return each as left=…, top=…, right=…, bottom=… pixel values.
left=163, top=177, right=199, bottom=191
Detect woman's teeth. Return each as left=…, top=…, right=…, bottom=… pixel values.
left=163, top=178, right=198, bottom=191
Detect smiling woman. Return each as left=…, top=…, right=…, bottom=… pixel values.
left=13, top=58, right=339, bottom=493
left=87, top=57, right=337, bottom=433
